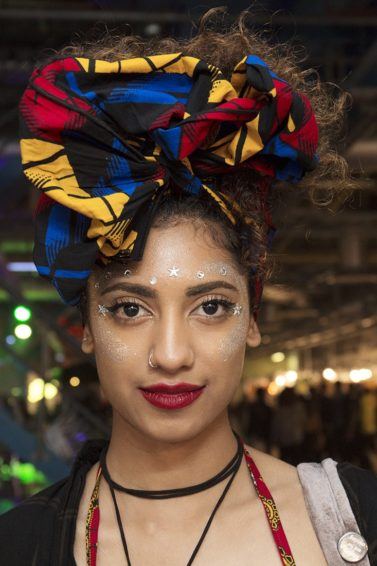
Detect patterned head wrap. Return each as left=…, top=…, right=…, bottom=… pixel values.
left=19, top=52, right=318, bottom=308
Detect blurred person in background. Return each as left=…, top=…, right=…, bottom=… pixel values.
left=242, top=386, right=273, bottom=452
left=359, top=385, right=377, bottom=472
left=271, top=388, right=307, bottom=466
left=0, top=8, right=376, bottom=566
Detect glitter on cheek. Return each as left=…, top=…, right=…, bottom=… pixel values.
left=150, top=276, right=157, bottom=285
left=94, top=322, right=131, bottom=363
left=217, top=313, right=249, bottom=363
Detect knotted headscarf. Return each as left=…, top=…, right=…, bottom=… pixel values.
left=19, top=52, right=318, bottom=306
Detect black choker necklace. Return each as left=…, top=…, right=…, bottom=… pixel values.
left=99, top=430, right=243, bottom=499
left=99, top=431, right=245, bottom=566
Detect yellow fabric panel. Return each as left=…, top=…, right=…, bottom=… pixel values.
left=75, top=58, right=90, bottom=72
left=99, top=228, right=138, bottom=257
left=119, top=53, right=187, bottom=75
left=224, top=115, right=262, bottom=165
left=208, top=79, right=237, bottom=104
left=20, top=138, right=65, bottom=165
left=209, top=116, right=262, bottom=165
left=164, top=54, right=199, bottom=77
left=287, top=114, right=295, bottom=133
left=93, top=60, right=123, bottom=73
left=121, top=229, right=138, bottom=253
left=230, top=56, right=247, bottom=94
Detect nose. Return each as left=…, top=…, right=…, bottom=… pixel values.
left=151, top=311, right=194, bottom=373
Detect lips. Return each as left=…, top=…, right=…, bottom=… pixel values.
left=140, top=382, right=204, bottom=393
left=139, top=382, right=206, bottom=410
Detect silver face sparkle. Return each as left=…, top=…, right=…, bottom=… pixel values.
left=232, top=305, right=243, bottom=316
left=104, top=271, right=112, bottom=280
left=98, top=304, right=108, bottom=316
left=94, top=282, right=100, bottom=289
left=150, top=276, right=158, bottom=285
left=168, top=266, right=180, bottom=277
left=124, top=269, right=132, bottom=277
left=196, top=271, right=205, bottom=279
left=219, top=266, right=228, bottom=276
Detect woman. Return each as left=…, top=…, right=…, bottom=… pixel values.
left=1, top=10, right=376, bottom=566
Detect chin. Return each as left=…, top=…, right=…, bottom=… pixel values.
left=111, top=391, right=229, bottom=444
left=138, top=416, right=210, bottom=445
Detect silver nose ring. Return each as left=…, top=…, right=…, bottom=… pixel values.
left=148, top=351, right=158, bottom=369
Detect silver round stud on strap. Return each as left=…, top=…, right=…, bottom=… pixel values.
left=337, top=531, right=368, bottom=563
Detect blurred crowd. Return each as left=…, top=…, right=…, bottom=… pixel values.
left=230, top=382, right=377, bottom=473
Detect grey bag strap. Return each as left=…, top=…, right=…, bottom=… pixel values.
left=297, top=458, right=370, bottom=565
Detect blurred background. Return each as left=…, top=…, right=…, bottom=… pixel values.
left=0, top=0, right=376, bottom=513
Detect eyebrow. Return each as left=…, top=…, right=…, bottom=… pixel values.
left=100, top=280, right=238, bottom=298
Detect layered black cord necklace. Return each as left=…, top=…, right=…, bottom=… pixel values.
left=99, top=431, right=244, bottom=566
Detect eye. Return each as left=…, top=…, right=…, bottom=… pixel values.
left=105, top=300, right=150, bottom=320
left=196, top=298, right=235, bottom=318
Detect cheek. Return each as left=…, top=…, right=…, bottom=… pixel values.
left=217, top=316, right=249, bottom=363
left=92, top=319, right=135, bottom=364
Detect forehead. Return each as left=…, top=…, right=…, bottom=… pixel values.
left=102, top=222, right=241, bottom=278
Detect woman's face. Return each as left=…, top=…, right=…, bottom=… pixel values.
left=82, top=220, right=261, bottom=443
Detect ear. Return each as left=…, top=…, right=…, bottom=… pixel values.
left=81, top=323, right=94, bottom=354
left=246, top=316, right=261, bottom=348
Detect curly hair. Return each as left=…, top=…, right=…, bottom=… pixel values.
left=57, top=7, right=353, bottom=317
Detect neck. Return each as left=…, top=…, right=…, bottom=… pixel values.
left=105, top=411, right=239, bottom=491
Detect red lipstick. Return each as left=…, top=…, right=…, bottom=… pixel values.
left=139, top=382, right=206, bottom=410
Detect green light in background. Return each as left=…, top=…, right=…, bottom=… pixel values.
left=13, top=305, right=31, bottom=322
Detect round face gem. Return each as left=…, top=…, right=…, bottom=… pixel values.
left=168, top=266, right=180, bottom=277
left=150, top=276, right=158, bottom=285
left=124, top=269, right=132, bottom=277
left=337, top=532, right=368, bottom=562
left=219, top=266, right=228, bottom=276
left=196, top=271, right=205, bottom=279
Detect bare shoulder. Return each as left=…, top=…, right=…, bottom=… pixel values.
left=243, top=443, right=299, bottom=490
left=242, top=444, right=328, bottom=564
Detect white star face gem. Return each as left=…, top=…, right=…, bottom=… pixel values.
left=219, top=266, right=228, bottom=276
left=150, top=276, right=157, bottom=285
left=168, top=266, right=180, bottom=277
left=124, top=269, right=132, bottom=277
left=98, top=304, right=108, bottom=316
left=232, top=305, right=243, bottom=316
left=196, top=271, right=205, bottom=279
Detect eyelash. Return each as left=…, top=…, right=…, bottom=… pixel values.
left=104, top=296, right=236, bottom=322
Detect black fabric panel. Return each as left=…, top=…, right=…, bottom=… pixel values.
left=337, top=461, right=377, bottom=565
left=0, top=439, right=107, bottom=566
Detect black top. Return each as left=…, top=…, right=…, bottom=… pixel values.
left=0, top=439, right=376, bottom=566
